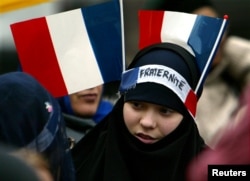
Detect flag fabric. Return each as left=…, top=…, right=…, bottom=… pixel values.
left=0, top=0, right=51, bottom=13
left=138, top=10, right=228, bottom=94
left=10, top=0, right=124, bottom=98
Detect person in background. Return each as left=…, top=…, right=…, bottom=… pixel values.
left=0, top=146, right=41, bottom=181
left=143, top=0, right=250, bottom=147
left=55, top=1, right=123, bottom=145
left=11, top=148, right=54, bottom=181
left=18, top=64, right=113, bottom=145
left=57, top=84, right=114, bottom=143
left=0, top=72, right=75, bottom=181
left=186, top=85, right=250, bottom=181
left=58, top=85, right=113, bottom=124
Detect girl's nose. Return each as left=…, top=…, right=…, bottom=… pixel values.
left=139, top=111, right=157, bottom=129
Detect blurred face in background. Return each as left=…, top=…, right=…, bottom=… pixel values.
left=69, top=85, right=103, bottom=118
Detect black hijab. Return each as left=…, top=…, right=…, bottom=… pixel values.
left=72, top=97, right=205, bottom=181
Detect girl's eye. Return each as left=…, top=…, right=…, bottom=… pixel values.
left=159, top=107, right=175, bottom=115
left=130, top=101, right=143, bottom=109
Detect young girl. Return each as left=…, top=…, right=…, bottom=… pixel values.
left=72, top=10, right=228, bottom=181
left=72, top=42, right=205, bottom=180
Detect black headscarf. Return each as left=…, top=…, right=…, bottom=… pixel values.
left=72, top=43, right=206, bottom=181
left=0, top=72, right=75, bottom=181
left=73, top=97, right=205, bottom=181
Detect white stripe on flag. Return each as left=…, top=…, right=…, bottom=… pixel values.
left=46, top=9, right=103, bottom=93
left=119, top=64, right=197, bottom=117
left=136, top=65, right=191, bottom=102
left=161, top=11, right=196, bottom=55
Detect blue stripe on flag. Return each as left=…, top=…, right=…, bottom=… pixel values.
left=188, top=16, right=223, bottom=73
left=81, top=0, right=123, bottom=83
left=119, top=68, right=140, bottom=92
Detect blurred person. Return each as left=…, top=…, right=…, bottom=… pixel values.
left=58, top=85, right=114, bottom=124
left=61, top=86, right=112, bottom=123
left=12, top=148, right=54, bottom=181
left=18, top=64, right=113, bottom=145
left=0, top=147, right=41, bottom=181
left=0, top=72, right=75, bottom=181
left=57, top=84, right=114, bottom=144
left=53, top=0, right=123, bottom=145
left=186, top=85, right=250, bottom=181
left=143, top=0, right=250, bottom=148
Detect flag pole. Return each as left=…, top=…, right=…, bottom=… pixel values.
left=119, top=0, right=126, bottom=72
left=195, top=15, right=228, bottom=93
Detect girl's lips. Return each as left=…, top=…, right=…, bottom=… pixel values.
left=135, top=133, right=156, bottom=144
left=78, top=94, right=97, bottom=102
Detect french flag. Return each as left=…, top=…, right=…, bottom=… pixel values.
left=10, top=0, right=125, bottom=97
left=138, top=10, right=228, bottom=94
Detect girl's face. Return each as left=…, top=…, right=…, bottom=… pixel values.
left=123, top=101, right=183, bottom=144
left=69, top=85, right=103, bottom=117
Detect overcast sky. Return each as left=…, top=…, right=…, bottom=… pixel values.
left=0, top=2, right=60, bottom=50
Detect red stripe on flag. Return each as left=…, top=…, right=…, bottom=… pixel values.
left=139, top=10, right=164, bottom=50
left=185, top=90, right=197, bottom=117
left=10, top=17, right=68, bottom=97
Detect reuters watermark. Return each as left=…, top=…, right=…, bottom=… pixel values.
left=208, top=165, right=250, bottom=181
